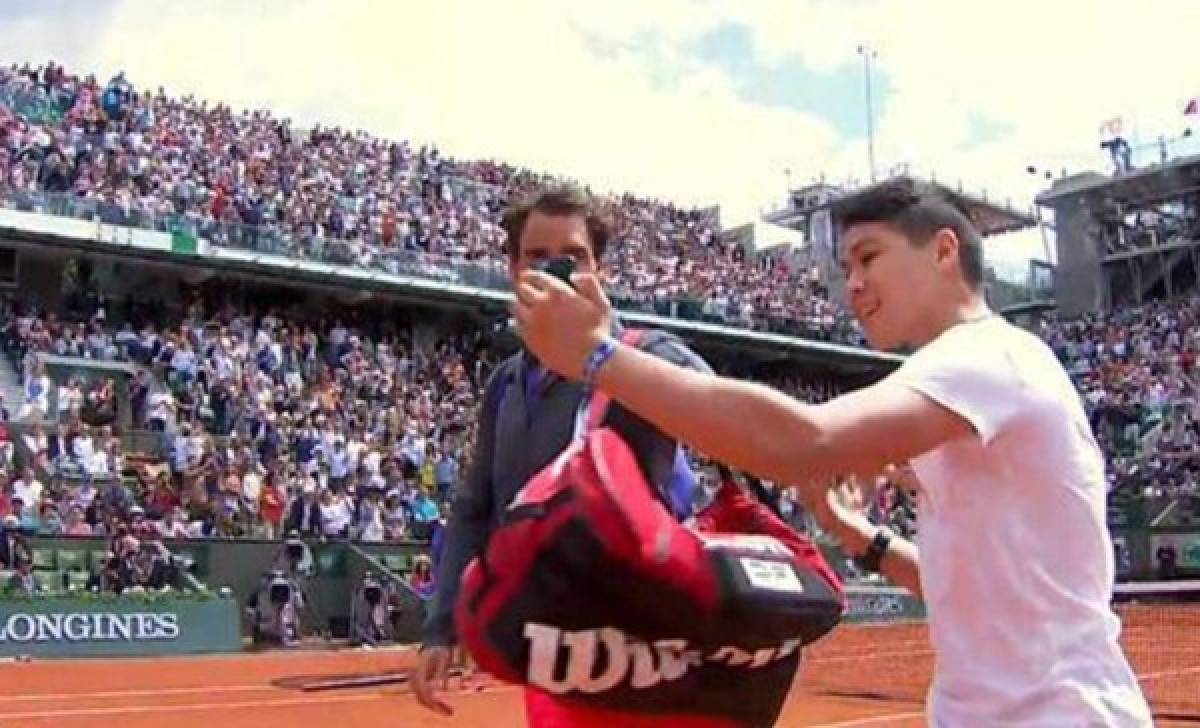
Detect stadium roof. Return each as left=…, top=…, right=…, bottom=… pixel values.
left=766, top=174, right=1038, bottom=238
left=1035, top=152, right=1200, bottom=207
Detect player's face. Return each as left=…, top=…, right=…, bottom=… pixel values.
left=840, top=222, right=940, bottom=352
left=509, top=211, right=598, bottom=280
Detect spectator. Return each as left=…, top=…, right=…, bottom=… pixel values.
left=356, top=487, right=386, bottom=542
left=258, top=473, right=288, bottom=540
left=0, top=423, right=11, bottom=472
left=382, top=489, right=408, bottom=541
left=38, top=502, right=63, bottom=535
left=0, top=514, right=30, bottom=567
left=285, top=483, right=322, bottom=537
left=318, top=487, right=353, bottom=539
left=409, top=554, right=435, bottom=600
left=157, top=506, right=190, bottom=539
left=11, top=467, right=42, bottom=517
left=408, top=489, right=439, bottom=541
left=433, top=447, right=458, bottom=500
left=145, top=388, right=176, bottom=432
left=18, top=360, right=50, bottom=421
left=57, top=377, right=83, bottom=420
left=62, top=504, right=92, bottom=536
left=4, top=553, right=44, bottom=596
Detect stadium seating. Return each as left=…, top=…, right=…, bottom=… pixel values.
left=0, top=282, right=847, bottom=565
left=0, top=61, right=859, bottom=344
left=1040, top=294, right=1200, bottom=527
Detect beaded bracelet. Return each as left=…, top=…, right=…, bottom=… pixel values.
left=582, top=336, right=619, bottom=387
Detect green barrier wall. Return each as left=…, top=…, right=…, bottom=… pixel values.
left=25, top=537, right=430, bottom=642
left=1148, top=530, right=1200, bottom=577
left=24, top=525, right=1190, bottom=648
left=824, top=528, right=1190, bottom=583
left=0, top=593, right=240, bottom=658
left=843, top=586, right=926, bottom=624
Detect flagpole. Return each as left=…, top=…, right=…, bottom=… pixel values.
left=857, top=43, right=878, bottom=183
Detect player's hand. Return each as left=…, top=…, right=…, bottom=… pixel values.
left=825, top=478, right=872, bottom=528
left=413, top=646, right=454, bottom=716
left=804, top=476, right=874, bottom=548
left=512, top=270, right=613, bottom=380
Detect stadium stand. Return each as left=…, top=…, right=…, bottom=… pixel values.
left=0, top=288, right=488, bottom=545
left=0, top=285, right=849, bottom=549
left=0, top=61, right=860, bottom=344
left=1040, top=295, right=1200, bottom=528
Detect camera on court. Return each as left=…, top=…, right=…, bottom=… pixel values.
left=274, top=533, right=315, bottom=579
left=286, top=538, right=305, bottom=564
left=349, top=570, right=398, bottom=648
left=268, top=573, right=294, bottom=607
left=247, top=568, right=304, bottom=648
left=167, top=552, right=196, bottom=574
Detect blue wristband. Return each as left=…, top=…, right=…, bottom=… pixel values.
left=582, top=337, right=619, bottom=387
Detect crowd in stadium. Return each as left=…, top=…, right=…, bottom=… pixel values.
left=0, top=61, right=856, bottom=343
left=0, top=289, right=488, bottom=548
left=1040, top=294, right=1200, bottom=507
left=6, top=284, right=1192, bottom=583
left=0, top=283, right=858, bottom=558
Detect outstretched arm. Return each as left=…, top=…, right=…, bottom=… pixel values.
left=513, top=270, right=973, bottom=488
left=591, top=342, right=970, bottom=486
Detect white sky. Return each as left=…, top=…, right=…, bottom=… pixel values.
left=5, top=0, right=1200, bottom=276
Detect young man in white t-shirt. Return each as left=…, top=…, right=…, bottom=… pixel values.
left=512, top=177, right=1153, bottom=727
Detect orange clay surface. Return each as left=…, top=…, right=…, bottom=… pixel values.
left=0, top=607, right=1195, bottom=728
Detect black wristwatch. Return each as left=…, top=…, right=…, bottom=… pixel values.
left=854, top=528, right=893, bottom=573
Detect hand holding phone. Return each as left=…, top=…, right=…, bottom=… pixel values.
left=537, top=256, right=576, bottom=289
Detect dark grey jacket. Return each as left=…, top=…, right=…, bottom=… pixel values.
left=423, top=329, right=710, bottom=647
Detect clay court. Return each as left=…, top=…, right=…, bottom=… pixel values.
left=1, top=602, right=1196, bottom=728
left=0, top=650, right=925, bottom=728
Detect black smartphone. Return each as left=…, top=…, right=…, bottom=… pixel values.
left=537, top=256, right=576, bottom=288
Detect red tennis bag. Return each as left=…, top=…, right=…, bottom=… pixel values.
left=455, top=370, right=845, bottom=726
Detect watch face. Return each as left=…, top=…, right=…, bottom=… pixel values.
left=854, top=529, right=892, bottom=573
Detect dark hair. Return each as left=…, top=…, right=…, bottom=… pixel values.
left=500, top=185, right=611, bottom=264
left=833, top=176, right=984, bottom=289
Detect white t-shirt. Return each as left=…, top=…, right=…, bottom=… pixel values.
left=889, top=316, right=1151, bottom=727
left=72, top=435, right=95, bottom=464
left=148, top=392, right=175, bottom=426
left=242, top=471, right=263, bottom=512
left=13, top=478, right=42, bottom=512
left=320, top=498, right=353, bottom=536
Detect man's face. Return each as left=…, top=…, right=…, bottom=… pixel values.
left=840, top=221, right=942, bottom=352
left=509, top=211, right=597, bottom=281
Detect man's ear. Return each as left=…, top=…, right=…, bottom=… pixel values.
left=932, top=228, right=961, bottom=274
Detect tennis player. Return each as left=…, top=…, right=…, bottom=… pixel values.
left=512, top=177, right=1154, bottom=727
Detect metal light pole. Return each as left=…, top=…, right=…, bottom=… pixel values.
left=857, top=44, right=878, bottom=183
